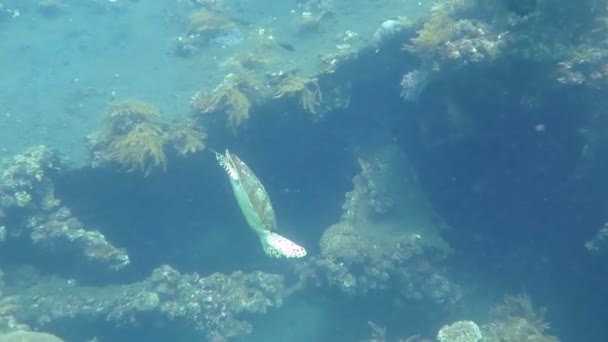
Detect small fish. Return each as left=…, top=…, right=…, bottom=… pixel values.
left=277, top=42, right=296, bottom=52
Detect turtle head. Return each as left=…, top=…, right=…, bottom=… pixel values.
left=214, top=149, right=239, bottom=181
left=260, top=232, right=307, bottom=258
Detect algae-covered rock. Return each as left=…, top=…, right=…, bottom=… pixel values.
left=0, top=331, right=64, bottom=342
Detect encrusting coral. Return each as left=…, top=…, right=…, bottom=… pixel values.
left=0, top=146, right=130, bottom=270
left=273, top=75, right=322, bottom=114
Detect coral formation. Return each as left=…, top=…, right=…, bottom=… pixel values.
left=0, top=146, right=129, bottom=270
left=295, top=146, right=456, bottom=303
left=0, top=265, right=285, bottom=339
left=404, top=3, right=458, bottom=54
left=404, top=0, right=505, bottom=70
left=0, top=331, right=64, bottom=342
left=364, top=321, right=387, bottom=342
left=436, top=320, right=482, bottom=342
left=586, top=222, right=608, bottom=252
left=273, top=76, right=322, bottom=115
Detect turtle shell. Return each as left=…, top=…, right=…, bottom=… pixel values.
left=226, top=151, right=277, bottom=232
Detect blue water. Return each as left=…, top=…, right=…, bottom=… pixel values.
left=0, top=0, right=607, bottom=341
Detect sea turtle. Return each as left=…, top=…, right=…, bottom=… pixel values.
left=214, top=149, right=307, bottom=258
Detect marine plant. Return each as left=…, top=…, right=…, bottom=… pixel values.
left=186, top=9, right=235, bottom=38
left=105, top=98, right=161, bottom=135
left=168, top=119, right=207, bottom=156
left=274, top=76, right=322, bottom=114
left=403, top=3, right=458, bottom=54
left=364, top=321, right=387, bottom=342
left=482, top=294, right=559, bottom=342
left=192, top=72, right=265, bottom=129
left=222, top=51, right=271, bottom=70
left=107, top=122, right=167, bottom=175
left=92, top=99, right=170, bottom=175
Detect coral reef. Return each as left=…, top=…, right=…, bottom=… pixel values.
left=404, top=2, right=460, bottom=54
left=0, top=265, right=285, bottom=339
left=403, top=0, right=506, bottom=72
left=555, top=48, right=608, bottom=86
left=295, top=146, right=457, bottom=303
left=364, top=321, right=387, bottom=342
left=400, top=69, right=430, bottom=102
left=273, top=75, right=323, bottom=115
left=436, top=321, right=482, bottom=342
left=371, top=18, right=411, bottom=48
left=0, top=331, right=64, bottom=342
left=191, top=72, right=265, bottom=129
left=0, top=146, right=129, bottom=270
left=586, top=222, right=608, bottom=253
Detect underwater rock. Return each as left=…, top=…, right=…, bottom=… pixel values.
left=371, top=19, right=408, bottom=47
left=0, top=331, right=64, bottom=342
left=503, top=0, right=537, bottom=16
left=296, top=146, right=458, bottom=302
left=400, top=69, right=430, bottom=102
left=437, top=321, right=482, bottom=342
left=210, top=27, right=243, bottom=46
left=0, top=146, right=129, bottom=270
left=3, top=265, right=285, bottom=339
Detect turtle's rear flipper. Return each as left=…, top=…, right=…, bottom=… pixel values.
left=261, top=232, right=307, bottom=258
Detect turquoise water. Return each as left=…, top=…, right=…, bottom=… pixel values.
left=1, top=0, right=608, bottom=341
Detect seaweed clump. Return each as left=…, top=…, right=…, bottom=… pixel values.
left=404, top=3, right=459, bottom=54
left=186, top=9, right=236, bottom=38
left=191, top=72, right=265, bottom=129
left=88, top=99, right=172, bottom=176
left=481, top=294, right=559, bottom=342
left=89, top=99, right=209, bottom=174
left=274, top=75, right=323, bottom=115
left=168, top=119, right=207, bottom=156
